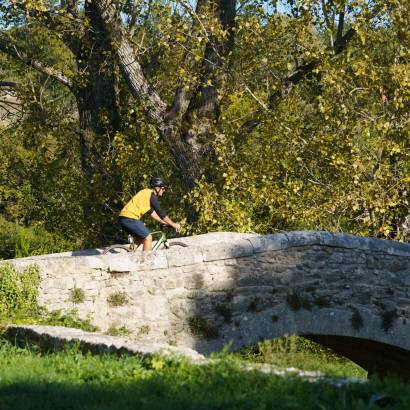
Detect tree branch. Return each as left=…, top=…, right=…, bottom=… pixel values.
left=94, top=0, right=168, bottom=129
left=335, top=10, right=345, bottom=49
left=0, top=35, right=73, bottom=89
left=166, top=0, right=209, bottom=121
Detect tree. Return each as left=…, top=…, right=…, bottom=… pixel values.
left=94, top=0, right=389, bottom=188
left=1, top=0, right=408, bottom=246
left=0, top=0, right=123, bottom=240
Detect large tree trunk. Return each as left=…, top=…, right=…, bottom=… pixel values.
left=94, top=0, right=236, bottom=190
left=73, top=1, right=123, bottom=242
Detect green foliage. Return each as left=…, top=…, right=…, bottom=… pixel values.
left=0, top=217, right=75, bottom=259
left=0, top=263, right=40, bottom=318
left=0, top=262, right=97, bottom=331
left=35, top=309, right=99, bottom=333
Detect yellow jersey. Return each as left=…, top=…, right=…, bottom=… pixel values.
left=119, top=188, right=153, bottom=220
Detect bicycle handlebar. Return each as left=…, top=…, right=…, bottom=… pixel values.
left=160, top=223, right=173, bottom=231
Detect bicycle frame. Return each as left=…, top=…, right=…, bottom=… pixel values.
left=152, top=230, right=169, bottom=250
left=128, top=229, right=169, bottom=251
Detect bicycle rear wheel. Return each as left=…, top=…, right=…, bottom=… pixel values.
left=102, top=245, right=130, bottom=254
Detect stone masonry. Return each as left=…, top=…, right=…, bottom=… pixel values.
left=7, top=231, right=410, bottom=379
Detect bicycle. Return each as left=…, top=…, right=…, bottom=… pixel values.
left=102, top=224, right=188, bottom=254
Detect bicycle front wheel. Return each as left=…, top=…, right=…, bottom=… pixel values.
left=102, top=245, right=130, bottom=255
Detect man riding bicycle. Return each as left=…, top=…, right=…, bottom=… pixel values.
left=119, top=177, right=181, bottom=251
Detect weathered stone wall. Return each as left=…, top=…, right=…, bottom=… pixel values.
left=8, top=231, right=410, bottom=378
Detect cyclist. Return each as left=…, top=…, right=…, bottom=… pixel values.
left=118, top=177, right=181, bottom=251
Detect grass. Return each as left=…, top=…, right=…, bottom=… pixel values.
left=239, top=336, right=367, bottom=378
left=0, top=338, right=409, bottom=410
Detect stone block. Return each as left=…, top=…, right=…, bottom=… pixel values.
left=166, top=246, right=204, bottom=267
left=82, top=255, right=108, bottom=270
left=103, top=251, right=168, bottom=273
left=206, top=278, right=236, bottom=292
left=247, top=234, right=288, bottom=253
left=202, top=240, right=254, bottom=262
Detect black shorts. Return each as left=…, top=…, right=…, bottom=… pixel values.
left=119, top=217, right=150, bottom=240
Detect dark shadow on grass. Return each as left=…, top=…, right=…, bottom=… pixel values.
left=0, top=372, right=406, bottom=410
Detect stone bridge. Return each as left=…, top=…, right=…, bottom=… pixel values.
left=8, top=231, right=410, bottom=380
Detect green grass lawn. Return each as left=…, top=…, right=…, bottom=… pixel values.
left=0, top=338, right=409, bottom=410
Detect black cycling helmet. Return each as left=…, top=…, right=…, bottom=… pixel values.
left=150, top=176, right=167, bottom=188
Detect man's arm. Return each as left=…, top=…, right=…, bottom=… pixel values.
left=150, top=210, right=181, bottom=232
left=150, top=192, right=181, bottom=232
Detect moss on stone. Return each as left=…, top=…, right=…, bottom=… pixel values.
left=351, top=309, right=364, bottom=330
left=381, top=309, right=398, bottom=333
left=247, top=297, right=263, bottom=313
left=214, top=304, right=232, bottom=323
left=286, top=291, right=311, bottom=311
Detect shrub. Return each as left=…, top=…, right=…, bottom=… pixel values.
left=0, top=217, right=74, bottom=259
left=0, top=263, right=40, bottom=318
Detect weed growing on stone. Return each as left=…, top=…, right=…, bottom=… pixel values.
left=247, top=297, right=263, bottom=313
left=0, top=263, right=40, bottom=318
left=107, top=292, right=129, bottom=307
left=188, top=316, right=219, bottom=339
left=105, top=326, right=131, bottom=337
left=138, top=325, right=150, bottom=335
left=70, top=288, right=86, bottom=304
left=40, top=310, right=99, bottom=332
left=314, top=296, right=331, bottom=308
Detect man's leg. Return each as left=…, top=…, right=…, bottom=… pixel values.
left=142, top=234, right=152, bottom=251
left=119, top=218, right=151, bottom=251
